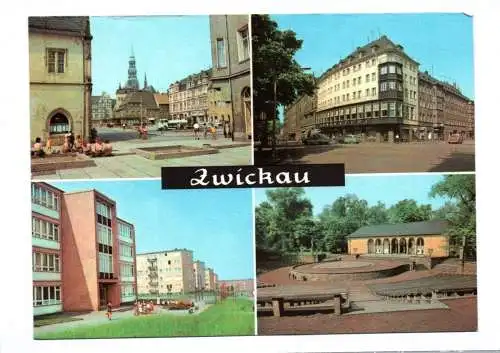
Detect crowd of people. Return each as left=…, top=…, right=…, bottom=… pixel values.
left=193, top=121, right=233, bottom=140
left=31, top=131, right=113, bottom=158
left=134, top=300, right=156, bottom=316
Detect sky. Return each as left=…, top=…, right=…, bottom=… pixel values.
left=49, top=180, right=254, bottom=280
left=272, top=13, right=474, bottom=101
left=255, top=174, right=452, bottom=216
left=90, top=16, right=212, bottom=96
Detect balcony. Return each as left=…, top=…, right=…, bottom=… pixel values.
left=32, top=203, right=59, bottom=220
left=32, top=237, right=60, bottom=250
left=120, top=254, right=134, bottom=263
left=33, top=271, right=61, bottom=281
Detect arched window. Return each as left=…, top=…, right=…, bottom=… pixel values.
left=417, top=237, right=424, bottom=246
left=391, top=238, right=399, bottom=254
left=367, top=239, right=374, bottom=254
left=49, top=113, right=70, bottom=134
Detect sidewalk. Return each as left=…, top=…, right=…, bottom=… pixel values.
left=33, top=136, right=252, bottom=180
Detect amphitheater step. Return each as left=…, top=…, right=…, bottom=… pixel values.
left=346, top=299, right=449, bottom=315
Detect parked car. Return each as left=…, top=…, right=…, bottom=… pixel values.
left=338, top=134, right=360, bottom=144
left=302, top=133, right=331, bottom=145
left=448, top=133, right=464, bottom=144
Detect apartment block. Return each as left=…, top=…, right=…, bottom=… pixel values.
left=204, top=267, right=216, bottom=291
left=136, top=249, right=196, bottom=295
left=193, top=260, right=206, bottom=290
left=32, top=182, right=137, bottom=316
left=218, top=279, right=255, bottom=296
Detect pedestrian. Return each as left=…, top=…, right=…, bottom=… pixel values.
left=106, top=301, right=113, bottom=320
left=193, top=122, right=200, bottom=140
left=68, top=131, right=75, bottom=150
left=224, top=121, right=229, bottom=139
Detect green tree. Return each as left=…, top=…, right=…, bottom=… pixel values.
left=388, top=199, right=433, bottom=223
left=252, top=15, right=316, bottom=145
left=255, top=201, right=274, bottom=249
left=429, top=175, right=476, bottom=257
left=367, top=201, right=389, bottom=224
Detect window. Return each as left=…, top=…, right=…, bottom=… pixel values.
left=31, top=184, right=59, bottom=211
left=353, top=78, right=356, bottom=86
left=358, top=77, right=361, bottom=85
left=389, top=65, right=396, bottom=74
left=237, top=27, right=249, bottom=61
left=372, top=72, right=376, bottom=81
left=120, top=263, right=134, bottom=277
left=99, top=252, right=113, bottom=274
left=388, top=81, right=396, bottom=90
left=366, top=88, right=369, bottom=96
left=366, top=74, right=370, bottom=83
left=119, top=223, right=132, bottom=239
left=32, top=217, right=59, bottom=241
left=380, top=66, right=388, bottom=75
left=33, top=252, right=60, bottom=272
left=372, top=87, right=376, bottom=96
left=120, top=244, right=133, bottom=257
left=33, top=285, right=61, bottom=306
left=353, top=92, right=357, bottom=99
left=380, top=82, right=388, bottom=91
left=216, top=38, right=226, bottom=68
left=371, top=59, right=376, bottom=65
left=47, top=49, right=66, bottom=73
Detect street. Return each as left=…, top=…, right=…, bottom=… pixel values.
left=254, top=141, right=475, bottom=174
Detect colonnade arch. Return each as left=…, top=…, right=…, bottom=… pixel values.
left=366, top=237, right=426, bottom=255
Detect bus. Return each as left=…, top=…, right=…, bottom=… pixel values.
left=156, top=119, right=188, bottom=131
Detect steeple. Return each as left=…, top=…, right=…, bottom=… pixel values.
left=126, top=45, right=139, bottom=90
left=144, top=73, right=148, bottom=90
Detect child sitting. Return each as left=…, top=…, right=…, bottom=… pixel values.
left=32, top=137, right=45, bottom=157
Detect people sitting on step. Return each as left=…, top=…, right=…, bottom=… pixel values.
left=102, top=140, right=113, bottom=156
left=61, top=136, right=71, bottom=154
left=32, top=137, right=45, bottom=157
left=74, top=135, right=83, bottom=152
left=82, top=139, right=91, bottom=155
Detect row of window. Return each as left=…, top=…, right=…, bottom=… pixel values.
left=99, top=253, right=113, bottom=274
left=120, top=244, right=133, bottom=257
left=97, top=223, right=113, bottom=246
left=118, top=223, right=133, bottom=239
left=319, top=87, right=378, bottom=108
left=120, top=263, right=135, bottom=277
left=33, top=286, right=61, bottom=307
left=215, top=27, right=249, bottom=68
left=33, top=252, right=61, bottom=272
left=316, top=102, right=416, bottom=120
left=32, top=217, right=59, bottom=242
left=380, top=65, right=402, bottom=75
left=121, top=284, right=136, bottom=297
left=32, top=184, right=60, bottom=211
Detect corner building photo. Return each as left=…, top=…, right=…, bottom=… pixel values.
left=32, top=182, right=137, bottom=316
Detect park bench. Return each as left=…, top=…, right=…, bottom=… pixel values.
left=257, top=290, right=349, bottom=317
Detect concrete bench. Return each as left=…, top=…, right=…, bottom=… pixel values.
left=257, top=292, right=348, bottom=317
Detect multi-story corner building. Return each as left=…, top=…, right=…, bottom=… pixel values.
left=32, top=182, right=137, bottom=316
left=91, top=92, right=115, bottom=124
left=314, top=35, right=420, bottom=143
left=168, top=70, right=211, bottom=126
left=209, top=15, right=252, bottom=140
left=154, top=93, right=170, bottom=120
left=29, top=16, right=92, bottom=145
left=193, top=260, right=206, bottom=291
left=32, top=182, right=64, bottom=316
left=283, top=94, right=316, bottom=141
left=114, top=90, right=160, bottom=126
left=136, top=249, right=196, bottom=295
left=418, top=71, right=474, bottom=140
left=218, top=279, right=254, bottom=296
left=204, top=267, right=216, bottom=291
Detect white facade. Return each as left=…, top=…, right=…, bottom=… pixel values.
left=118, top=219, right=137, bottom=303
left=193, top=260, right=206, bottom=290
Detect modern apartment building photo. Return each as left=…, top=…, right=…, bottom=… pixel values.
left=31, top=179, right=255, bottom=339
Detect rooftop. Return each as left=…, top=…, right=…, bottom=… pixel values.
left=28, top=16, right=90, bottom=37
left=137, top=248, right=194, bottom=256
left=348, top=219, right=449, bottom=238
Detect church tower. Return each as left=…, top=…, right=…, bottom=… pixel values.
left=126, top=46, right=139, bottom=90
left=144, top=73, right=148, bottom=90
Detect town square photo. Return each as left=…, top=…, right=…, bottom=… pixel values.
left=31, top=180, right=255, bottom=339
left=252, top=13, right=475, bottom=173
left=30, top=15, right=252, bottom=180
left=255, top=174, right=476, bottom=335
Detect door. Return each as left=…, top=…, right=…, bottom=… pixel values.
left=99, top=284, right=108, bottom=310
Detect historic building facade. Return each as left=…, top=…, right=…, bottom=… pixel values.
left=91, top=92, right=115, bottom=124
left=29, top=16, right=92, bottom=145
left=314, top=35, right=420, bottom=143
left=418, top=71, right=474, bottom=140
left=32, top=182, right=138, bottom=316
left=168, top=70, right=211, bottom=126
left=209, top=15, right=251, bottom=140
left=347, top=220, right=451, bottom=258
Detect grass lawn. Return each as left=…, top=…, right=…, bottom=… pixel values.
left=35, top=298, right=255, bottom=339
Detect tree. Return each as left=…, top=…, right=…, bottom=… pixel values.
left=429, top=175, right=476, bottom=257
left=367, top=201, right=389, bottom=224
left=255, top=201, right=274, bottom=249
left=252, top=15, right=316, bottom=144
left=388, top=199, right=433, bottom=223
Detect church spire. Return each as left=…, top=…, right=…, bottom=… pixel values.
left=144, top=73, right=148, bottom=89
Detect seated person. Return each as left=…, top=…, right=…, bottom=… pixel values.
left=82, top=140, right=91, bottom=154
left=102, top=140, right=113, bottom=156
left=32, top=137, right=45, bottom=157
left=74, top=135, right=83, bottom=152
left=44, top=137, right=52, bottom=154
left=61, top=140, right=71, bottom=153
left=92, top=139, right=104, bottom=157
